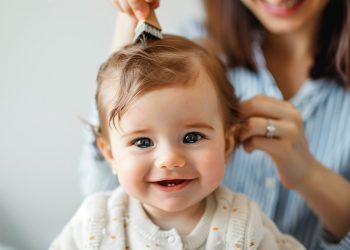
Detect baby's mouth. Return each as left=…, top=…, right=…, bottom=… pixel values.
left=157, top=179, right=186, bottom=187
left=150, top=178, right=194, bottom=192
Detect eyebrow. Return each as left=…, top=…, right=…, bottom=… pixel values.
left=184, top=123, right=214, bottom=131
left=120, top=129, right=151, bottom=139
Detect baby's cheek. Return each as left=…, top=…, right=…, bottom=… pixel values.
left=118, top=172, right=146, bottom=200
left=117, top=164, right=146, bottom=191
left=202, top=152, right=226, bottom=185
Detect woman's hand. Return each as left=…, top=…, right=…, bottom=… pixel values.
left=239, top=95, right=318, bottom=189
left=240, top=95, right=350, bottom=239
left=113, top=0, right=160, bottom=20
left=110, top=0, right=159, bottom=52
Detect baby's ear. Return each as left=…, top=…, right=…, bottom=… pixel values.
left=224, top=125, right=237, bottom=163
left=96, top=137, right=114, bottom=162
left=96, top=137, right=118, bottom=175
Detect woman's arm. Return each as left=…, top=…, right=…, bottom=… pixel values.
left=295, top=161, right=350, bottom=241
left=110, top=13, right=137, bottom=53
left=239, top=95, right=350, bottom=240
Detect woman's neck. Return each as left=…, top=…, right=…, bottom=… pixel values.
left=262, top=19, right=320, bottom=99
left=142, top=199, right=206, bottom=235
left=263, top=19, right=319, bottom=61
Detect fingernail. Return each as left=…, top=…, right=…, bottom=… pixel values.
left=135, top=10, right=145, bottom=20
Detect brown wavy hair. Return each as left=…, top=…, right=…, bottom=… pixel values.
left=204, top=0, right=350, bottom=87
left=95, top=35, right=240, bottom=138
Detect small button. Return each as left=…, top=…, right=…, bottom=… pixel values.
left=216, top=239, right=223, bottom=246
left=167, top=235, right=175, bottom=243
left=214, top=235, right=223, bottom=246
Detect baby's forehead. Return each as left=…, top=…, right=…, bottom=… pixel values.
left=111, top=70, right=218, bottom=117
left=115, top=80, right=223, bottom=130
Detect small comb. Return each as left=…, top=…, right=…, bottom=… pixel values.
left=133, top=9, right=162, bottom=43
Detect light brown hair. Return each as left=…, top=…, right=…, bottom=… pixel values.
left=204, top=0, right=350, bottom=87
left=95, top=35, right=240, bottom=138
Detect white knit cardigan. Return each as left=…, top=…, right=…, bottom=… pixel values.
left=50, top=187, right=305, bottom=250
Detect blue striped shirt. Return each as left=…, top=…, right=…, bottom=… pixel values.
left=222, top=45, right=350, bottom=250
left=79, top=20, right=350, bottom=250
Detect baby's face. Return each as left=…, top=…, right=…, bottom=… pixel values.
left=105, top=72, right=234, bottom=215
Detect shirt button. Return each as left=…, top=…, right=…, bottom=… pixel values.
left=167, top=235, right=175, bottom=243
left=265, top=177, right=275, bottom=188
left=216, top=239, right=223, bottom=246
left=214, top=235, right=222, bottom=246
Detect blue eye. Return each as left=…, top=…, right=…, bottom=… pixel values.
left=183, top=132, right=204, bottom=144
left=133, top=138, right=154, bottom=148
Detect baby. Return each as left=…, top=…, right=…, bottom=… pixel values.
left=50, top=35, right=305, bottom=250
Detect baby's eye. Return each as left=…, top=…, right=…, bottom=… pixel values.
left=183, top=132, right=204, bottom=144
left=133, top=137, right=154, bottom=148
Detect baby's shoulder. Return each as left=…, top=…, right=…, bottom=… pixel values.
left=214, top=186, right=275, bottom=227
left=213, top=187, right=305, bottom=249
left=214, top=186, right=257, bottom=210
left=79, top=187, right=128, bottom=220
left=50, top=188, right=129, bottom=249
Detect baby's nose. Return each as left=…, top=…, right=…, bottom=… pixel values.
left=155, top=150, right=186, bottom=170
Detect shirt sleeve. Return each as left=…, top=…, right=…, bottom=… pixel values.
left=49, top=193, right=110, bottom=250
left=259, top=213, right=306, bottom=250
left=245, top=200, right=306, bottom=250
left=49, top=205, right=84, bottom=250
left=79, top=101, right=118, bottom=197
left=320, top=228, right=350, bottom=250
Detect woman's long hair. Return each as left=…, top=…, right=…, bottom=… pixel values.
left=204, top=0, right=350, bottom=87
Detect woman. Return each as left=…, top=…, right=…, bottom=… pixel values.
left=80, top=0, right=350, bottom=249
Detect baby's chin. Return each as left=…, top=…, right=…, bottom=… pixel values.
left=141, top=197, right=206, bottom=215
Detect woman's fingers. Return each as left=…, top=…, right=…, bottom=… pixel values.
left=113, top=0, right=160, bottom=20
left=239, top=116, right=300, bottom=142
left=242, top=135, right=281, bottom=155
left=147, top=0, right=160, bottom=9
left=238, top=95, right=313, bottom=189
left=129, top=0, right=151, bottom=19
left=240, top=95, right=301, bottom=122
left=240, top=117, right=281, bottom=141
left=116, top=0, right=134, bottom=16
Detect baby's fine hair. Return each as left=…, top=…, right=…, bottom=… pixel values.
left=95, top=35, right=240, bottom=137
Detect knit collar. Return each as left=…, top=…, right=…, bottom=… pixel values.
left=128, top=194, right=216, bottom=249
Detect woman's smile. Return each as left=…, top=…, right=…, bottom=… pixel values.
left=259, top=0, right=305, bottom=17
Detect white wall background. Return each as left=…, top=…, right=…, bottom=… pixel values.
left=0, top=1, right=203, bottom=249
